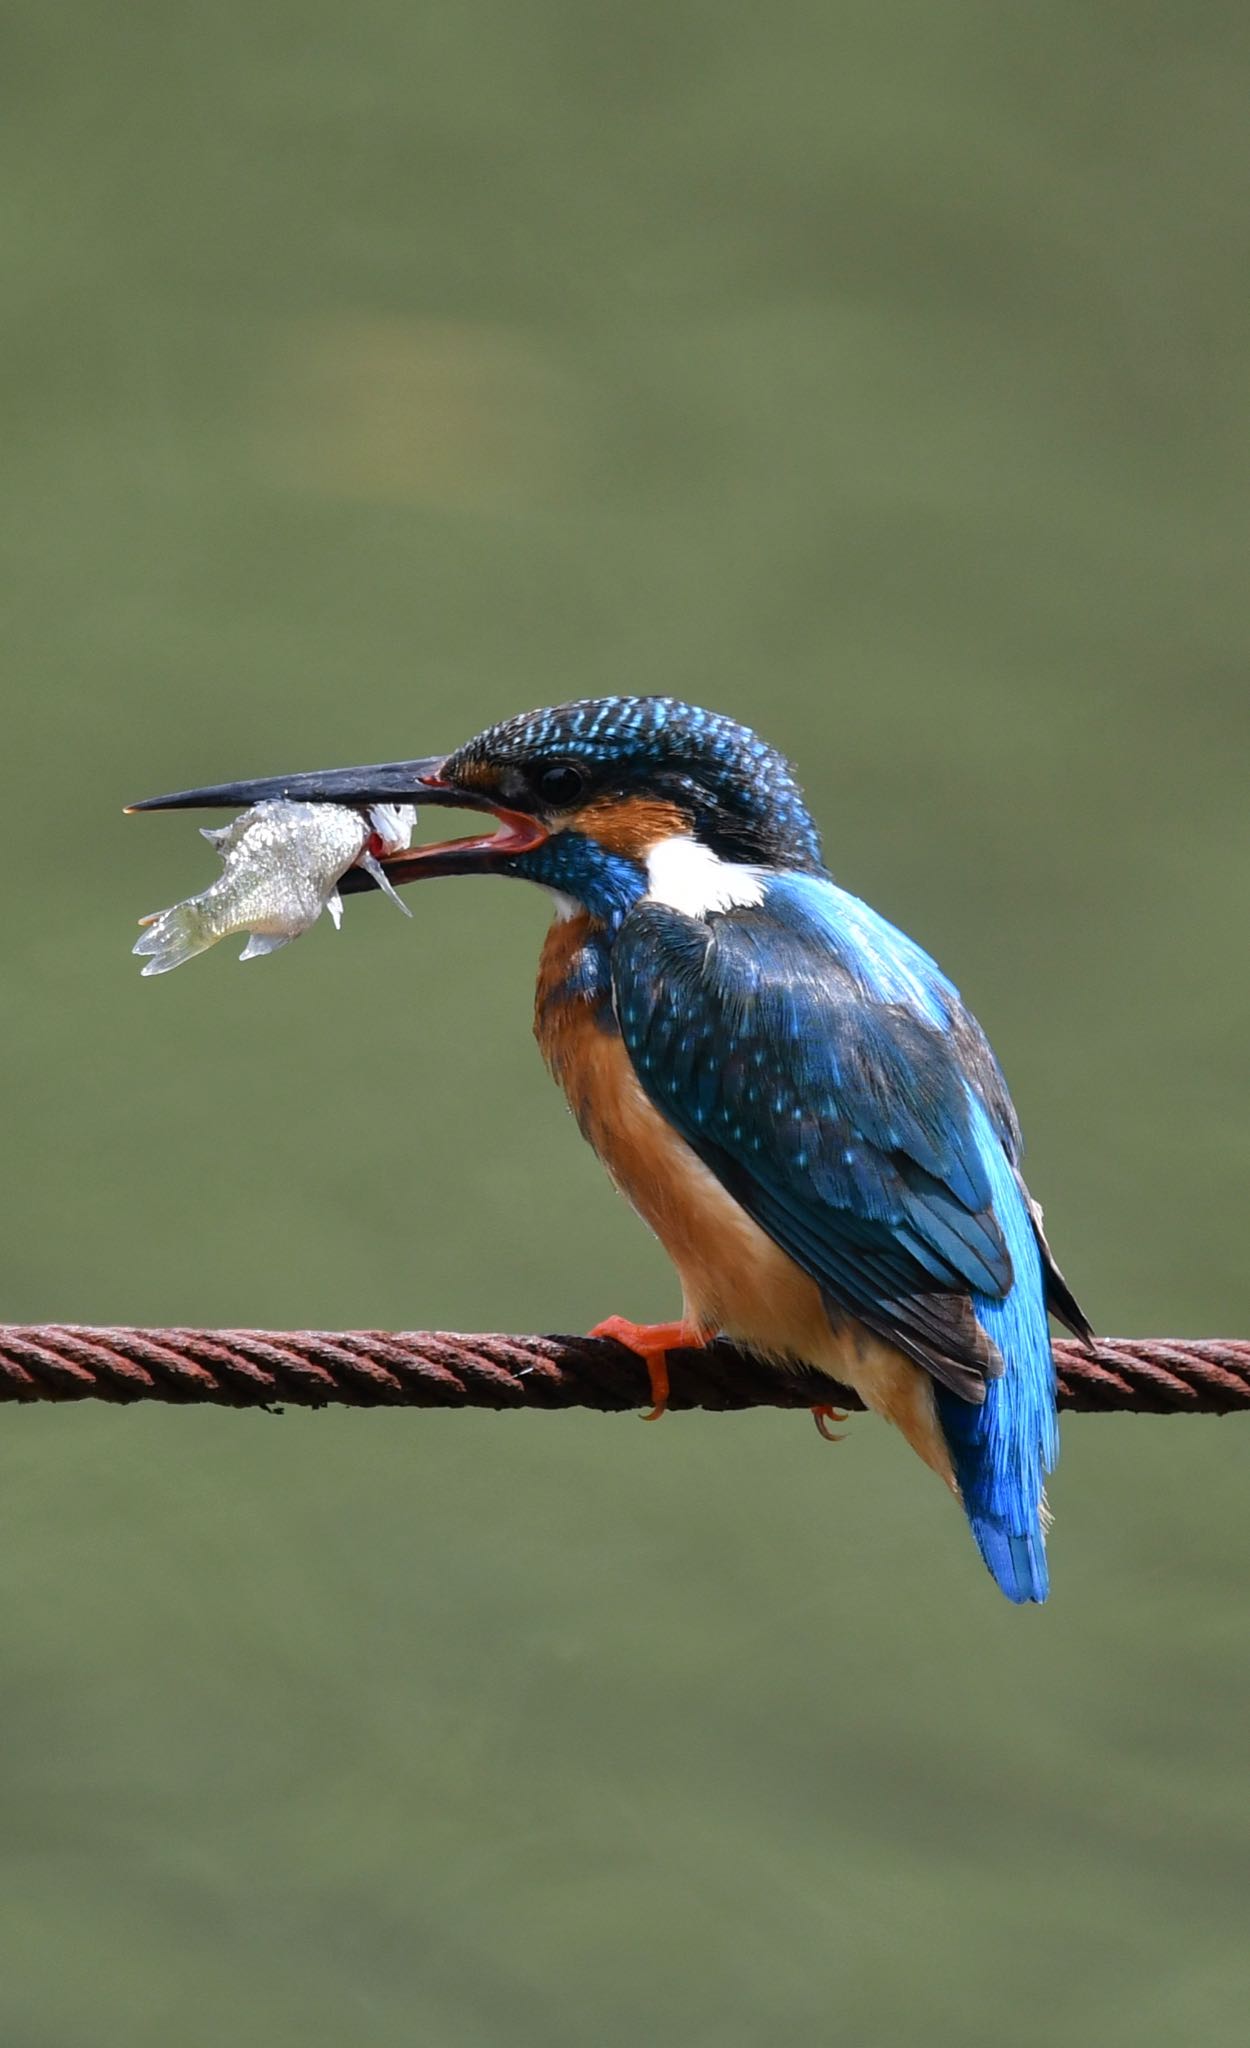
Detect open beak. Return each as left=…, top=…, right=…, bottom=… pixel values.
left=128, top=754, right=549, bottom=886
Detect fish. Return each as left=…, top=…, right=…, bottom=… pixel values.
left=133, top=800, right=417, bottom=975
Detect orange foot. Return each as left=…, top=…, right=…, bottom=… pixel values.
left=811, top=1404, right=850, bottom=1442
left=588, top=1315, right=706, bottom=1421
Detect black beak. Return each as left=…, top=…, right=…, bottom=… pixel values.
left=127, top=753, right=550, bottom=888
left=128, top=755, right=454, bottom=812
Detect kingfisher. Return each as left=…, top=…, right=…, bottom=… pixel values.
left=137, top=696, right=1091, bottom=1603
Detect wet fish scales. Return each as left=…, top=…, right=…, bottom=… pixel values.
left=134, top=800, right=415, bottom=975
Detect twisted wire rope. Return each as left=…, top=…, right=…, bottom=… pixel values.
left=0, top=1327, right=1247, bottom=1415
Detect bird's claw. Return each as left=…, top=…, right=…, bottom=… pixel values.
left=811, top=1404, right=849, bottom=1442
left=588, top=1314, right=698, bottom=1421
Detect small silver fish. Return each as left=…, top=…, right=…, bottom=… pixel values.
left=133, top=800, right=417, bottom=975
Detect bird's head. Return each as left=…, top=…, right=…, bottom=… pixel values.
left=132, top=696, right=825, bottom=926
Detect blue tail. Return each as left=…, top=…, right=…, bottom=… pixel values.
left=935, top=1107, right=1059, bottom=1604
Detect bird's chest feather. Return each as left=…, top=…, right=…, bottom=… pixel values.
left=532, top=913, right=832, bottom=1355
left=534, top=914, right=659, bottom=1170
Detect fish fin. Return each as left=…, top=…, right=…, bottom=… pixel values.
left=238, top=932, right=294, bottom=961
left=358, top=850, right=414, bottom=916
left=325, top=890, right=344, bottom=930
left=133, top=903, right=215, bottom=975
left=200, top=824, right=232, bottom=850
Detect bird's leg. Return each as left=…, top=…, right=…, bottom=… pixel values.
left=588, top=1315, right=707, bottom=1421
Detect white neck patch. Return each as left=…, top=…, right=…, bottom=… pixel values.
left=644, top=836, right=766, bottom=919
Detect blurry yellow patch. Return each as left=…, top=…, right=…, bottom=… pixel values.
left=261, top=315, right=583, bottom=508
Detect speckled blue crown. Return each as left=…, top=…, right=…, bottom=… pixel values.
left=452, top=695, right=825, bottom=872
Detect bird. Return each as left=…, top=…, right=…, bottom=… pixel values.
left=135, top=695, right=1091, bottom=1603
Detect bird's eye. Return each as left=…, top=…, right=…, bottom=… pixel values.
left=535, top=761, right=586, bottom=807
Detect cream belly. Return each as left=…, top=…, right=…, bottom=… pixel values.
left=534, top=944, right=955, bottom=1488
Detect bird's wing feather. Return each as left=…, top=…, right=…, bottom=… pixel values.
left=926, top=985, right=1092, bottom=1342
left=611, top=892, right=1021, bottom=1400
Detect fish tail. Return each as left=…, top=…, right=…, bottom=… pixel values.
left=132, top=902, right=217, bottom=976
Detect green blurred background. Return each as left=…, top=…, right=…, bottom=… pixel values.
left=3, top=3, right=1249, bottom=2042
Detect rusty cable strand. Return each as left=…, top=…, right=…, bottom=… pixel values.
left=0, top=1327, right=1247, bottom=1414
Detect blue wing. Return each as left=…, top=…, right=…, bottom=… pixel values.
left=610, top=873, right=1093, bottom=1604
left=611, top=883, right=1021, bottom=1399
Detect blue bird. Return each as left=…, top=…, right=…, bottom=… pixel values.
left=138, top=697, right=1091, bottom=1602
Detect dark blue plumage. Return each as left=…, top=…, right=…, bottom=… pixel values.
left=613, top=897, right=1008, bottom=1375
